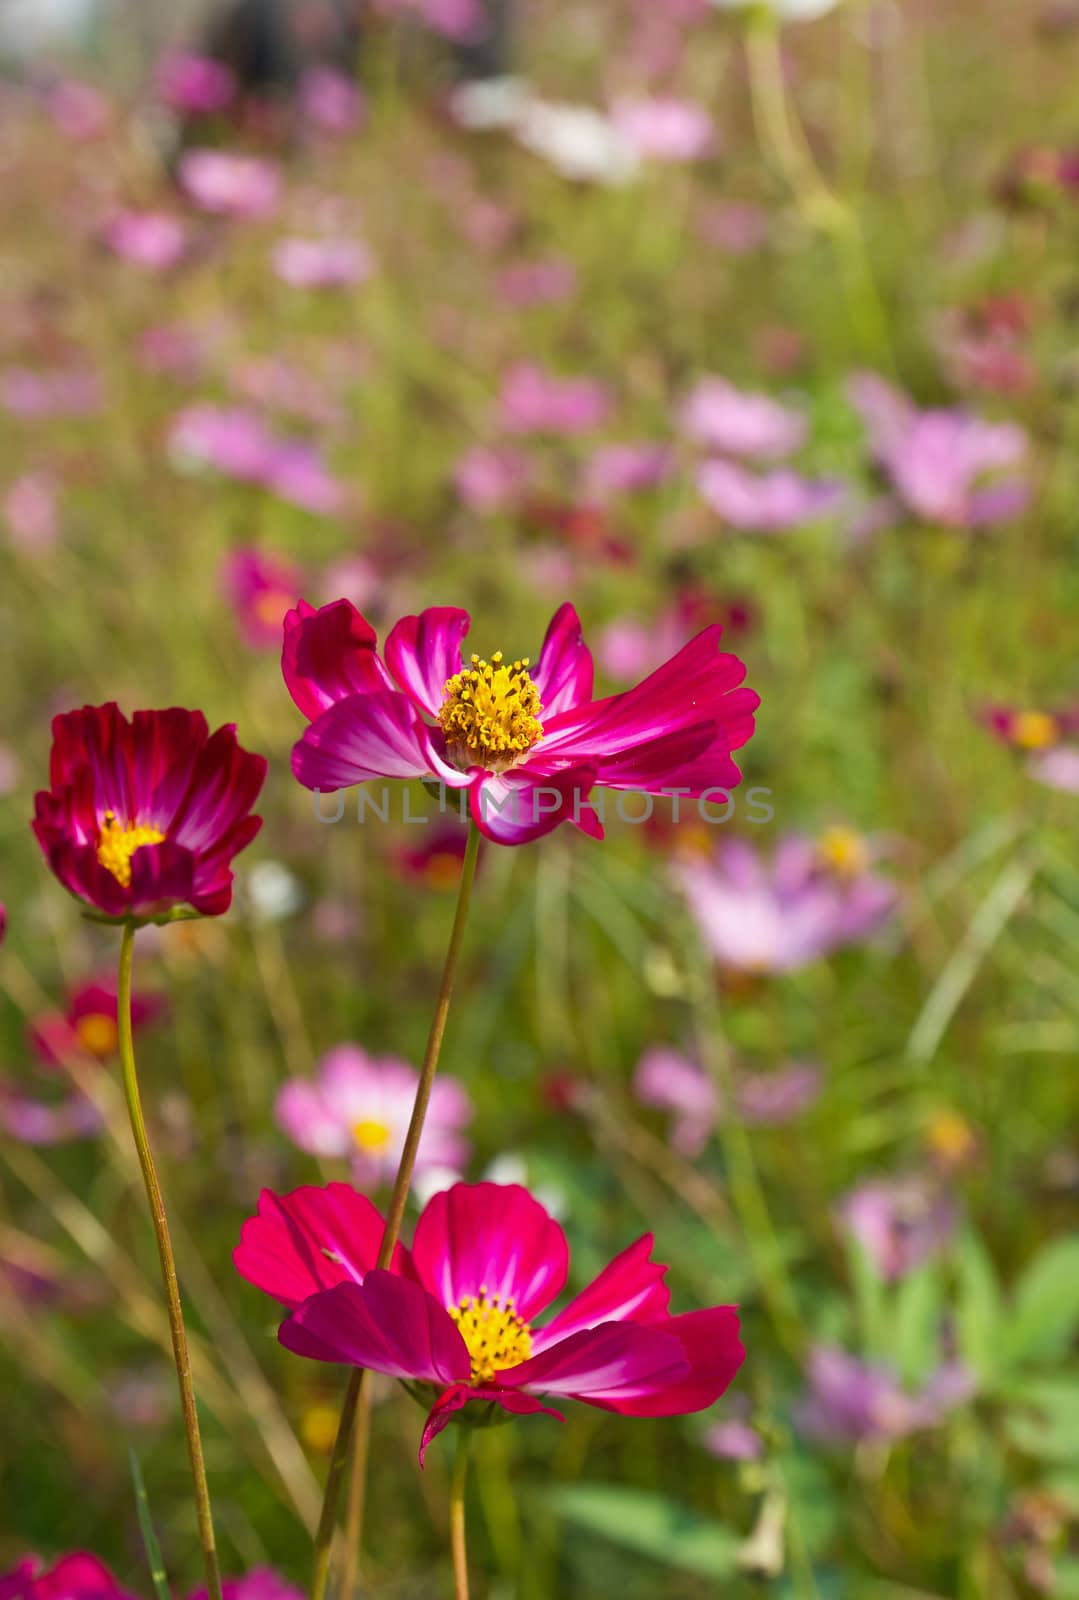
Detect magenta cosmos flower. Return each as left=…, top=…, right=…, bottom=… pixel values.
left=0, top=1555, right=138, bottom=1600
left=29, top=976, right=164, bottom=1065
left=285, top=600, right=757, bottom=844
left=235, top=1180, right=744, bottom=1461
left=32, top=704, right=267, bottom=921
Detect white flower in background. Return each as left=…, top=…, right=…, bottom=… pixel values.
left=711, top=0, right=843, bottom=19
left=245, top=860, right=304, bottom=924
left=515, top=101, right=640, bottom=186
left=448, top=76, right=533, bottom=131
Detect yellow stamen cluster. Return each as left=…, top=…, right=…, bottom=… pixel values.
left=96, top=811, right=165, bottom=888
left=1011, top=710, right=1058, bottom=751
left=816, top=825, right=871, bottom=881
left=448, top=1289, right=533, bottom=1383
left=75, top=1012, right=119, bottom=1059
left=352, top=1118, right=392, bottom=1153
left=439, top=652, right=543, bottom=772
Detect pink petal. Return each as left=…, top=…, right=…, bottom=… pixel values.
left=384, top=607, right=471, bottom=718
left=419, top=1382, right=563, bottom=1465
left=282, top=599, right=390, bottom=721
left=233, top=1183, right=404, bottom=1308
left=471, top=765, right=602, bottom=844
left=607, top=1306, right=745, bottom=1416
left=278, top=1272, right=470, bottom=1384
left=533, top=603, right=594, bottom=717
left=127, top=840, right=196, bottom=914
left=291, top=689, right=455, bottom=791
left=411, top=1181, right=569, bottom=1320
left=532, top=1235, right=671, bottom=1352
left=499, top=1320, right=689, bottom=1401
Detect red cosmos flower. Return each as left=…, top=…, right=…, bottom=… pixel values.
left=284, top=600, right=757, bottom=844
left=32, top=704, right=267, bottom=921
left=0, top=1554, right=139, bottom=1600
left=28, top=977, right=165, bottom=1065
left=235, top=1181, right=744, bottom=1461
left=978, top=702, right=1079, bottom=751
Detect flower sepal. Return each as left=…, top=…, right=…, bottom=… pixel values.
left=79, top=904, right=206, bottom=929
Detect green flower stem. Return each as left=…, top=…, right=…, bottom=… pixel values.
left=450, top=1431, right=473, bottom=1600
left=117, top=922, right=222, bottom=1600
left=310, top=820, right=483, bottom=1600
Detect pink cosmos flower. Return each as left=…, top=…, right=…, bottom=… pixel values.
left=598, top=595, right=752, bottom=684
left=634, top=1049, right=821, bottom=1155
left=103, top=211, right=187, bottom=272
left=797, top=1347, right=974, bottom=1444
left=1030, top=745, right=1079, bottom=794
left=45, top=83, right=110, bottom=140
left=155, top=52, right=236, bottom=115
left=222, top=548, right=305, bottom=650
left=235, top=1180, right=745, bottom=1461
left=978, top=701, right=1079, bottom=752
left=0, top=1554, right=138, bottom=1600
left=611, top=98, right=716, bottom=163
left=32, top=703, right=266, bottom=921
left=696, top=202, right=771, bottom=255
left=499, top=363, right=611, bottom=436
left=2, top=369, right=101, bottom=419
left=838, top=1176, right=956, bottom=1281
left=497, top=258, right=579, bottom=308
left=0, top=1083, right=103, bottom=1146
left=585, top=442, right=672, bottom=499
left=284, top=599, right=758, bottom=844
left=271, top=237, right=373, bottom=290
left=190, top=1570, right=304, bottom=1600
left=393, top=819, right=473, bottom=889
left=453, top=445, right=531, bottom=513
left=849, top=373, right=1029, bottom=527
left=298, top=67, right=364, bottom=136
left=4, top=471, right=58, bottom=552
left=276, top=1044, right=471, bottom=1187
left=178, top=150, right=280, bottom=219
left=697, top=460, right=845, bottom=532
left=169, top=406, right=345, bottom=516
left=680, top=377, right=806, bottom=458
left=678, top=836, right=896, bottom=974
left=28, top=977, right=163, bottom=1066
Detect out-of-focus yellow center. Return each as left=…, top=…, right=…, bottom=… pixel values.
left=75, top=1012, right=118, bottom=1058
left=300, top=1403, right=340, bottom=1454
left=351, top=1118, right=391, bottom=1153
left=1011, top=710, right=1058, bottom=750
left=816, top=825, right=870, bottom=880
left=96, top=812, right=166, bottom=888
left=448, top=1289, right=533, bottom=1383
left=426, top=853, right=464, bottom=891
left=439, top=652, right=543, bottom=772
left=925, top=1109, right=976, bottom=1165
left=253, top=588, right=292, bottom=627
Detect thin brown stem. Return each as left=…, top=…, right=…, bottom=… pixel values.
left=450, top=1431, right=472, bottom=1600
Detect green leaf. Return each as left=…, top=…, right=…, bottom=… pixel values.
left=129, top=1449, right=171, bottom=1600
left=1002, top=1238, right=1079, bottom=1367
left=546, top=1484, right=739, bottom=1579
left=846, top=1238, right=888, bottom=1361
left=1052, top=1558, right=1079, bottom=1600
left=1004, top=1380, right=1079, bottom=1462
left=892, top=1262, right=942, bottom=1387
left=954, top=1232, right=1005, bottom=1382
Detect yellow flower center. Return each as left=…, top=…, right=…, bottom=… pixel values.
left=253, top=588, right=293, bottom=627
left=439, top=652, right=543, bottom=772
left=816, top=825, right=870, bottom=880
left=1011, top=710, right=1058, bottom=750
left=448, top=1289, right=533, bottom=1383
left=96, top=812, right=166, bottom=888
left=75, top=1012, right=119, bottom=1058
left=352, top=1118, right=392, bottom=1153
left=300, top=1403, right=341, bottom=1454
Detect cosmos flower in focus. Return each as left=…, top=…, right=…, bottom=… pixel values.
left=178, top=150, right=280, bottom=219
left=680, top=377, right=807, bottom=458
left=837, top=1175, right=956, bottom=1281
left=235, top=1181, right=744, bottom=1461
left=677, top=833, right=896, bottom=975
left=696, top=460, right=845, bottom=532
left=275, top=1044, right=471, bottom=1188
left=28, top=977, right=164, bottom=1066
left=0, top=1554, right=139, bottom=1600
left=32, top=703, right=266, bottom=921
left=222, top=548, right=305, bottom=650
left=797, top=1347, right=974, bottom=1445
left=284, top=599, right=757, bottom=843
left=850, top=373, right=1029, bottom=528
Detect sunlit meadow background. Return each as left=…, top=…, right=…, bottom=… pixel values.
left=2, top=0, right=1079, bottom=1595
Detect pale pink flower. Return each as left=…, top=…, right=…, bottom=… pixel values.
left=45, top=81, right=110, bottom=139
left=103, top=211, right=187, bottom=272
left=272, top=237, right=373, bottom=290
left=156, top=51, right=235, bottom=115
left=299, top=67, right=364, bottom=135
left=497, top=258, right=579, bottom=308
left=276, top=1045, right=471, bottom=1188
left=696, top=202, right=771, bottom=255
left=837, top=1175, right=956, bottom=1281
left=680, top=377, right=806, bottom=458
left=454, top=444, right=531, bottom=512
left=500, top=362, right=611, bottom=435
left=696, top=460, right=845, bottom=532
left=178, top=150, right=280, bottom=219
left=1030, top=745, right=1079, bottom=793
left=612, top=97, right=716, bottom=163
left=1, top=368, right=100, bottom=419
left=4, top=471, right=58, bottom=552
left=586, top=442, right=672, bottom=499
